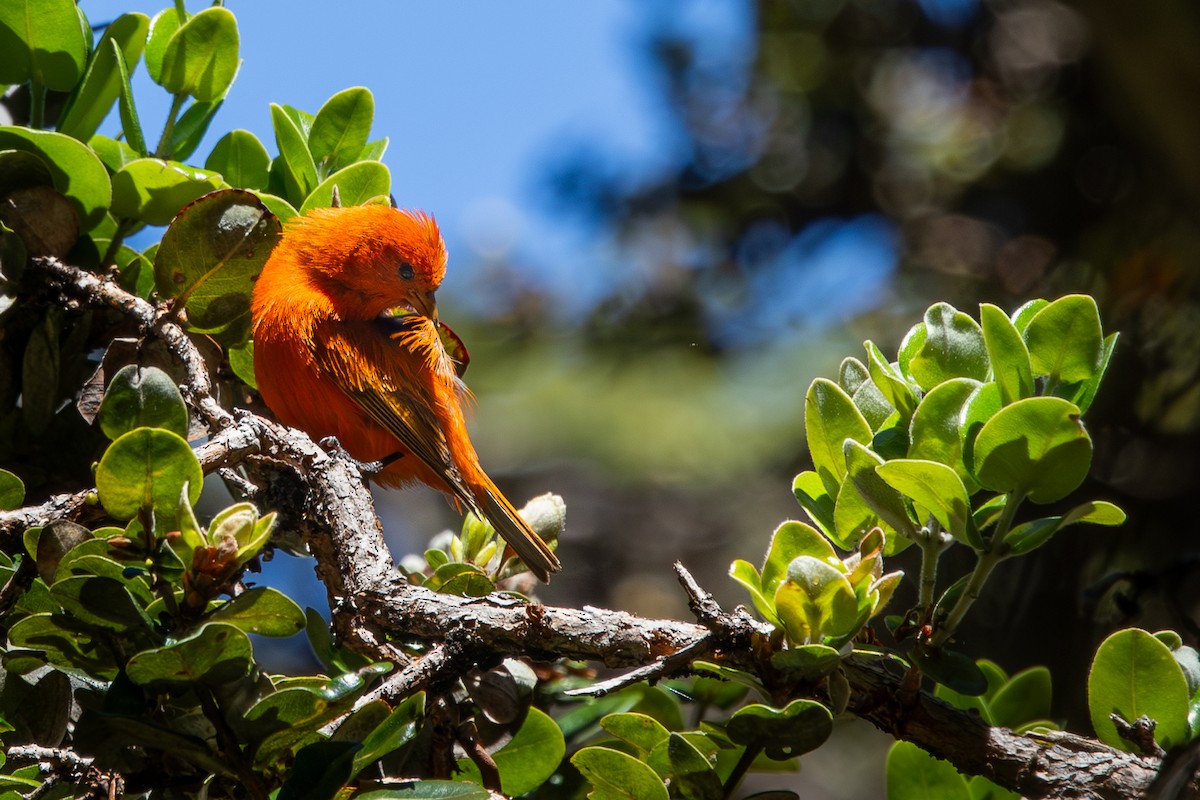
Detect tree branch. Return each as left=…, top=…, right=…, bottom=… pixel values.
left=11, top=255, right=1183, bottom=800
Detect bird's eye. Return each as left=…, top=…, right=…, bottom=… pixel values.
left=398, top=262, right=415, bottom=280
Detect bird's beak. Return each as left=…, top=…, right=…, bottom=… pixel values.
left=411, top=289, right=438, bottom=321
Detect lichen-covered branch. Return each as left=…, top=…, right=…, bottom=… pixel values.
left=10, top=256, right=1181, bottom=800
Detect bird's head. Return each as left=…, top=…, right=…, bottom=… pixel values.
left=287, top=204, right=447, bottom=321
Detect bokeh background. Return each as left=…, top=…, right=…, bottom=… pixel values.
left=79, top=0, right=1200, bottom=791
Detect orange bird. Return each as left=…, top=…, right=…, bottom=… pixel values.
left=250, top=203, right=560, bottom=581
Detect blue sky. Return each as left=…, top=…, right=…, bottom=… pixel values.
left=85, top=1, right=680, bottom=299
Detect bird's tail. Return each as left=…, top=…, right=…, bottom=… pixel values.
left=469, top=483, right=561, bottom=582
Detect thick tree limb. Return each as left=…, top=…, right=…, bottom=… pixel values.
left=10, top=255, right=1185, bottom=800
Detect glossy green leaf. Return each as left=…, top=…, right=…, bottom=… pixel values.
left=792, top=471, right=836, bottom=538
left=1068, top=331, right=1118, bottom=414
left=456, top=708, right=564, bottom=796
left=208, top=586, right=305, bottom=636
left=865, top=340, right=918, bottom=420
left=50, top=575, right=152, bottom=631
left=572, top=746, right=668, bottom=800
left=832, top=475, right=884, bottom=552
left=56, top=14, right=147, bottom=143
left=0, top=0, right=88, bottom=90
left=775, top=557, right=858, bottom=643
left=144, top=6, right=184, bottom=84
left=916, top=648, right=988, bottom=696
left=726, top=700, right=833, bottom=759
left=158, top=7, right=239, bottom=101
left=95, top=427, right=202, bottom=521
left=271, top=103, right=319, bottom=204
left=989, top=667, right=1051, bottom=729
left=980, top=303, right=1033, bottom=404
left=351, top=692, right=425, bottom=776
left=1088, top=628, right=1189, bottom=750
left=876, top=459, right=977, bottom=548
left=97, top=364, right=188, bottom=440
left=601, top=712, right=671, bottom=757
left=166, top=99, right=224, bottom=162
left=908, top=303, right=989, bottom=390
left=1024, top=294, right=1103, bottom=385
left=0, top=468, right=24, bottom=509
left=154, top=188, right=281, bottom=343
left=729, top=559, right=775, bottom=624
left=205, top=129, right=271, bottom=190
left=761, top=520, right=837, bottom=597
left=278, top=740, right=360, bottom=800
left=667, top=733, right=722, bottom=800
left=805, top=378, right=872, bottom=486
left=126, top=622, right=252, bottom=687
left=0, top=127, right=110, bottom=230
left=770, top=644, right=842, bottom=682
left=356, top=782, right=490, bottom=800
left=88, top=134, right=138, bottom=172
left=960, top=382, right=1003, bottom=473
left=886, top=741, right=970, bottom=800
left=300, top=161, right=392, bottom=213
left=113, top=37, right=148, bottom=157
left=309, top=86, right=375, bottom=173
left=110, top=158, right=223, bottom=226
left=972, top=397, right=1092, bottom=504
left=8, top=612, right=119, bottom=677
left=908, top=378, right=981, bottom=493
left=1003, top=499, right=1124, bottom=555
left=844, top=440, right=917, bottom=542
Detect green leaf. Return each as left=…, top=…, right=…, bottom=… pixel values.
left=761, top=521, right=837, bottom=598
left=989, top=666, right=1051, bottom=729
left=1003, top=500, right=1124, bottom=555
left=95, top=427, right=202, bottom=522
left=113, top=38, right=148, bottom=157
left=144, top=7, right=184, bottom=85
left=229, top=339, right=256, bottom=389
left=126, top=622, right=252, bottom=688
left=865, top=340, right=918, bottom=421
left=300, top=161, right=392, bottom=213
left=1011, top=299, right=1049, bottom=333
left=876, top=459, right=978, bottom=549
left=88, top=134, right=139, bottom=172
left=667, top=733, right=722, bottom=800
left=1068, top=331, right=1118, bottom=414
left=166, top=99, right=224, bottom=162
left=154, top=188, right=282, bottom=343
left=792, top=471, right=836, bottom=538
left=1089, top=628, right=1190, bottom=750
left=456, top=708, right=564, bottom=796
left=805, top=378, right=872, bottom=487
left=56, top=13, right=150, bottom=142
left=775, top=557, right=858, bottom=643
left=278, top=739, right=361, bottom=800
left=271, top=103, right=319, bottom=205
left=886, top=741, right=971, bottom=800
left=729, top=559, right=775, bottom=625
left=572, top=746, right=668, bottom=800
left=972, top=397, right=1092, bottom=504
left=110, top=158, right=223, bottom=226
left=908, top=378, right=981, bottom=493
left=1024, top=294, right=1103, bottom=385
left=351, top=692, right=425, bottom=776
left=844, top=440, right=917, bottom=543
left=0, top=0, right=88, bottom=90
left=8, top=612, right=120, bottom=678
left=907, top=303, right=989, bottom=390
left=601, top=712, right=671, bottom=757
left=726, top=700, right=833, bottom=759
left=0, top=468, right=25, bottom=509
left=309, top=86, right=375, bottom=174
left=960, top=382, right=1002, bottom=473
left=158, top=7, right=240, bottom=101
left=207, top=586, right=305, bottom=637
left=50, top=575, right=152, bottom=631
left=979, top=303, right=1034, bottom=405
left=916, top=648, right=988, bottom=696
left=97, top=364, right=188, bottom=440
left=205, top=129, right=271, bottom=190
left=0, top=127, right=110, bottom=230
left=355, top=782, right=490, bottom=800
left=253, top=191, right=298, bottom=223
left=770, top=644, right=842, bottom=682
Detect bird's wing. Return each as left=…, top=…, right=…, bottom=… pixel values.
left=309, top=316, right=470, bottom=493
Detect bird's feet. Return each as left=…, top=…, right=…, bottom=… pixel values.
left=317, top=435, right=388, bottom=479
